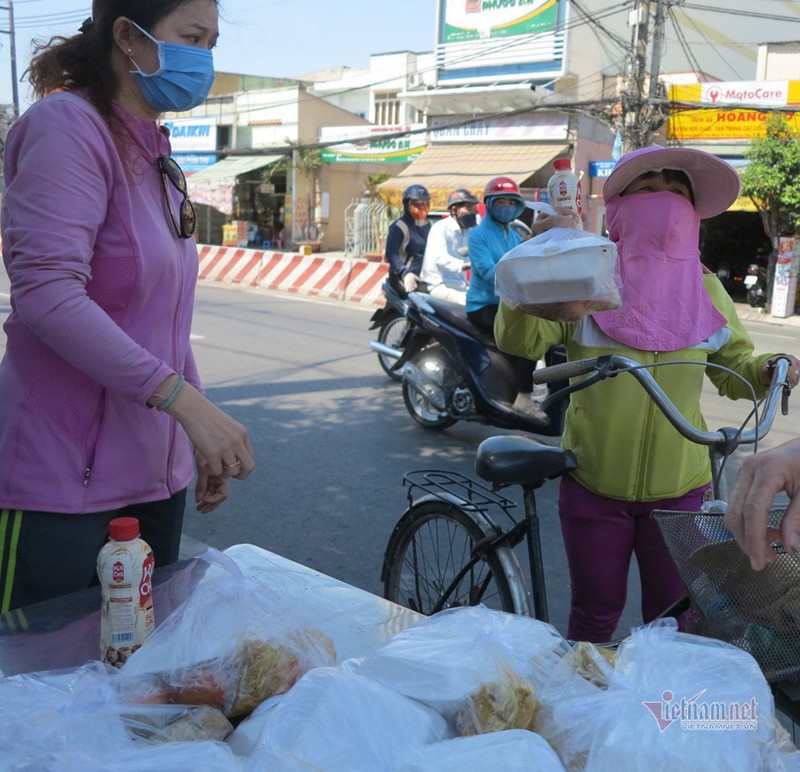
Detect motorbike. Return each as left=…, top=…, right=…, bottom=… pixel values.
left=744, top=262, right=767, bottom=308
left=371, top=292, right=568, bottom=436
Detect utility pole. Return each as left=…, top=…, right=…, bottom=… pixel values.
left=642, top=0, right=667, bottom=146
left=619, top=0, right=668, bottom=153
left=0, top=0, right=19, bottom=118
left=621, top=0, right=652, bottom=154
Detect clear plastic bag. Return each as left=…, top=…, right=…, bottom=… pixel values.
left=398, top=729, right=566, bottom=771
left=243, top=666, right=450, bottom=770
left=357, top=605, right=569, bottom=735
left=538, top=619, right=778, bottom=771
left=119, top=549, right=336, bottom=719
left=495, top=227, right=621, bottom=321
left=0, top=662, right=241, bottom=769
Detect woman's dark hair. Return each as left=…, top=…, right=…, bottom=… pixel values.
left=26, top=0, right=210, bottom=119
left=631, top=169, right=695, bottom=204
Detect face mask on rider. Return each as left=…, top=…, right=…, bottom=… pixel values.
left=490, top=203, right=520, bottom=224
left=457, top=212, right=477, bottom=229
left=128, top=21, right=215, bottom=113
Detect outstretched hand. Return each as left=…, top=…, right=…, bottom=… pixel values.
left=724, top=438, right=800, bottom=570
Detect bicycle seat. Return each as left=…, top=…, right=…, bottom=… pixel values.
left=475, top=435, right=577, bottom=488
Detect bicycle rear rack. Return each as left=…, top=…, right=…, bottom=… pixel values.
left=403, top=470, right=517, bottom=516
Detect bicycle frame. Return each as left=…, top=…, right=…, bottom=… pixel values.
left=383, top=355, right=792, bottom=626
left=536, top=354, right=792, bottom=501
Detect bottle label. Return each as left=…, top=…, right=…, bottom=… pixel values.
left=98, top=539, right=155, bottom=667
left=548, top=168, right=583, bottom=222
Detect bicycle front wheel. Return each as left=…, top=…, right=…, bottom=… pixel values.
left=383, top=500, right=516, bottom=615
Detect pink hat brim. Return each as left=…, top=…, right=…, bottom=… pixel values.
left=602, top=146, right=741, bottom=219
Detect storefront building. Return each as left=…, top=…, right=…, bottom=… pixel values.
left=667, top=77, right=800, bottom=297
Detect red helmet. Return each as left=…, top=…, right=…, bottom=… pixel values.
left=483, top=176, right=521, bottom=201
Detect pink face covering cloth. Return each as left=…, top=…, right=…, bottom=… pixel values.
left=592, top=191, right=726, bottom=351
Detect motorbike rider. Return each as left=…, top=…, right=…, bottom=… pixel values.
left=385, top=184, right=432, bottom=296
left=466, top=176, right=547, bottom=420
left=420, top=188, right=479, bottom=305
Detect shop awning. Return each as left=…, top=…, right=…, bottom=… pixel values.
left=187, top=155, right=282, bottom=215
left=188, top=154, right=282, bottom=185
left=378, top=143, right=569, bottom=210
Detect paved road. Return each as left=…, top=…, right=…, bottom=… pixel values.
left=1, top=275, right=799, bottom=640
left=179, top=282, right=800, bottom=639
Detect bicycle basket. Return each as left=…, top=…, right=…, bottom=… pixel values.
left=654, top=507, right=800, bottom=684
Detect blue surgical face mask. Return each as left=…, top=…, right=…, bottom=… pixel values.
left=490, top=203, right=521, bottom=224
left=129, top=21, right=215, bottom=113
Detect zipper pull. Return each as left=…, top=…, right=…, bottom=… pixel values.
left=84, top=467, right=92, bottom=486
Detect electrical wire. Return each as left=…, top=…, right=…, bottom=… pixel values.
left=666, top=7, right=707, bottom=80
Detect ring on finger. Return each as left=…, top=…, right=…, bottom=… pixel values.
left=226, top=460, right=242, bottom=469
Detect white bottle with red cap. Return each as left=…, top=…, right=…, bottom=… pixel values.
left=547, top=158, right=583, bottom=228
left=98, top=516, right=155, bottom=667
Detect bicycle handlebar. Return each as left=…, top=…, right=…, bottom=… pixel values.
left=534, top=354, right=791, bottom=452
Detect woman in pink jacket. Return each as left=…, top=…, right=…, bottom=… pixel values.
left=0, top=0, right=255, bottom=610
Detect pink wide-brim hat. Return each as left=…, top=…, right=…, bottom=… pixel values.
left=602, top=145, right=742, bottom=219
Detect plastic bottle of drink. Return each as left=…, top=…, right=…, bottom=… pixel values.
left=547, top=158, right=582, bottom=227
left=97, top=516, right=155, bottom=667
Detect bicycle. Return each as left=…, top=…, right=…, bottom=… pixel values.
left=381, top=354, right=792, bottom=622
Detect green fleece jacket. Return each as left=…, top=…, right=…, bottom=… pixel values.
left=495, top=275, right=773, bottom=502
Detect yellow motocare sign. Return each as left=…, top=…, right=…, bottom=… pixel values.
left=668, top=82, right=800, bottom=140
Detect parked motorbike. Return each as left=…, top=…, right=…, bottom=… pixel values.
left=371, top=292, right=567, bottom=436
left=744, top=262, right=767, bottom=308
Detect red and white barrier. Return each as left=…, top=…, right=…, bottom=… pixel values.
left=197, top=245, right=388, bottom=306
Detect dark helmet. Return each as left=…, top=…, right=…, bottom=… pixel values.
left=446, top=188, right=479, bottom=210
left=402, top=184, right=431, bottom=204
left=483, top=176, right=521, bottom=201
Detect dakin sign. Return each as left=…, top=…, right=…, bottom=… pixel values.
left=701, top=81, right=789, bottom=108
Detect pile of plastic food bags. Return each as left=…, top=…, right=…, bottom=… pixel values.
left=2, top=550, right=800, bottom=771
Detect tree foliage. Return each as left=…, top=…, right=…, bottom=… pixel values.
left=741, top=113, right=800, bottom=245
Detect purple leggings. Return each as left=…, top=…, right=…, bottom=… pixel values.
left=558, top=475, right=711, bottom=643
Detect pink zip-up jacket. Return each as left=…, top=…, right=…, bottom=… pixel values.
left=0, top=91, right=200, bottom=513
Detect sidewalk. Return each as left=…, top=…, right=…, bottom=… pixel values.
left=733, top=302, right=800, bottom=328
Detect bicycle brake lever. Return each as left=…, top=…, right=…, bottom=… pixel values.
left=595, top=354, right=615, bottom=379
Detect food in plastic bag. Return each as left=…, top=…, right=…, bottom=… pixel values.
left=495, top=227, right=621, bottom=321
left=357, top=605, right=569, bottom=734
left=0, top=662, right=242, bottom=771
left=567, top=641, right=617, bottom=689
left=125, top=703, right=233, bottom=743
left=399, top=728, right=566, bottom=771
left=119, top=549, right=336, bottom=719
left=459, top=667, right=540, bottom=735
left=538, top=619, right=777, bottom=771
left=243, top=666, right=449, bottom=770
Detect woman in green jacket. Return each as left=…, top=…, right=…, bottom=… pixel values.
left=495, top=146, right=800, bottom=642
